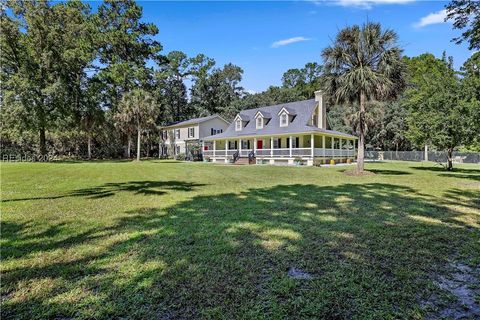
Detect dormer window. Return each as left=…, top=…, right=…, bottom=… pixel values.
left=235, top=119, right=242, bottom=131
left=254, top=110, right=270, bottom=130
left=277, top=106, right=295, bottom=127
left=256, top=117, right=263, bottom=129
left=280, top=113, right=288, bottom=127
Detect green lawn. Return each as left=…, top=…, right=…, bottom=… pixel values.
left=1, top=160, right=479, bottom=319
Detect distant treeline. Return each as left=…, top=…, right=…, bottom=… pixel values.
left=1, top=0, right=479, bottom=159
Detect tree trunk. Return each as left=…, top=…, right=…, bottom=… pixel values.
left=39, top=127, right=47, bottom=156
left=356, top=92, right=366, bottom=173
left=87, top=134, right=92, bottom=159
left=447, top=148, right=453, bottom=171
left=136, top=126, right=141, bottom=161
left=158, top=135, right=162, bottom=159
left=127, top=135, right=131, bottom=158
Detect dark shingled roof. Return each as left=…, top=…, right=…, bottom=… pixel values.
left=203, top=99, right=356, bottom=140
left=163, top=114, right=227, bottom=129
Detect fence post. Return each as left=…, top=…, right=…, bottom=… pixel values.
left=424, top=145, right=428, bottom=162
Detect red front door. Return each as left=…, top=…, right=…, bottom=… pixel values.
left=257, top=140, right=263, bottom=149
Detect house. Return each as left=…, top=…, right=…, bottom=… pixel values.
left=202, top=91, right=357, bottom=166
left=161, top=115, right=229, bottom=158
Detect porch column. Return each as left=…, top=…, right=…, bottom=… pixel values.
left=270, top=137, right=273, bottom=157
left=289, top=136, right=292, bottom=157
left=254, top=138, right=257, bottom=153
left=202, top=140, right=205, bottom=154
left=331, top=137, right=334, bottom=158
left=225, top=140, right=228, bottom=156
left=213, top=140, right=216, bottom=157
left=340, top=138, right=343, bottom=158
left=310, top=134, right=314, bottom=158
left=353, top=139, right=356, bottom=159
left=239, top=139, right=242, bottom=154
left=322, top=136, right=326, bottom=158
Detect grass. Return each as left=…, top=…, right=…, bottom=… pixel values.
left=1, top=160, right=479, bottom=319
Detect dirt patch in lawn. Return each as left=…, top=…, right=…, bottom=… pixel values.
left=343, top=170, right=376, bottom=177
left=456, top=182, right=480, bottom=188
left=422, top=261, right=480, bottom=319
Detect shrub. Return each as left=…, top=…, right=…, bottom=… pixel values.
left=176, top=153, right=186, bottom=161
left=330, top=159, right=335, bottom=165
left=313, top=158, right=323, bottom=167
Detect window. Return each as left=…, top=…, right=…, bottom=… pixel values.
left=176, top=145, right=180, bottom=154
left=256, top=117, right=263, bottom=129
left=175, top=129, right=180, bottom=139
left=273, top=138, right=282, bottom=149
left=211, top=128, right=223, bottom=135
left=280, top=113, right=288, bottom=127
left=235, top=120, right=242, bottom=131
left=288, top=137, right=299, bottom=148
left=188, top=127, right=195, bottom=138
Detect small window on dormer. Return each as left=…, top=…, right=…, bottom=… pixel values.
left=280, top=113, right=288, bottom=127
left=235, top=119, right=242, bottom=131
left=256, top=117, right=263, bottom=129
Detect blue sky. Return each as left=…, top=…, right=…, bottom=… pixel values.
left=101, top=1, right=473, bottom=92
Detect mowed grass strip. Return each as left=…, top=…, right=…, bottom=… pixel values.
left=1, top=161, right=479, bottom=319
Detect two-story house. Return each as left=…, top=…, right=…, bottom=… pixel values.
left=161, top=115, right=229, bottom=158
left=202, top=91, right=357, bottom=166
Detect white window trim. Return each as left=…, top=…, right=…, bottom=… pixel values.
left=280, top=113, right=288, bottom=127
left=256, top=117, right=263, bottom=129
left=235, top=120, right=242, bottom=131
left=175, top=129, right=180, bottom=139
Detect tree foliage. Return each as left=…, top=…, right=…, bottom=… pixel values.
left=115, top=89, right=159, bottom=161
left=404, top=53, right=477, bottom=170
left=446, top=0, right=480, bottom=50
left=322, top=22, right=406, bottom=172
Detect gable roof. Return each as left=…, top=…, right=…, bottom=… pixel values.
left=255, top=110, right=272, bottom=119
left=203, top=99, right=356, bottom=140
left=235, top=114, right=250, bottom=121
left=277, top=106, right=296, bottom=116
left=163, top=114, right=228, bottom=129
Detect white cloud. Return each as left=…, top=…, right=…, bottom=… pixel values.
left=271, top=36, right=311, bottom=48
left=414, top=9, right=448, bottom=28
left=246, top=90, right=257, bottom=95
left=310, top=0, right=414, bottom=9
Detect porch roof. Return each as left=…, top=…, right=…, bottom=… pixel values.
left=203, top=127, right=357, bottom=140
left=203, top=99, right=356, bottom=141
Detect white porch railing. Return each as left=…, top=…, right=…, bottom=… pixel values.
left=204, top=148, right=356, bottom=158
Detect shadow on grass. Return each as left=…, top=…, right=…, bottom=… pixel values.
left=2, top=180, right=206, bottom=202
left=412, top=166, right=480, bottom=181
left=2, top=183, right=478, bottom=319
left=367, top=169, right=412, bottom=175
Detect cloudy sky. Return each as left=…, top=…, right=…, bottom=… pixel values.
left=117, top=0, right=472, bottom=92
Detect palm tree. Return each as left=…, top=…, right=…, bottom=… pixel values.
left=322, top=22, right=406, bottom=173
left=115, top=89, right=159, bottom=161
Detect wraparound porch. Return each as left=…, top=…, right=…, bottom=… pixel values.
left=202, top=133, right=357, bottom=166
